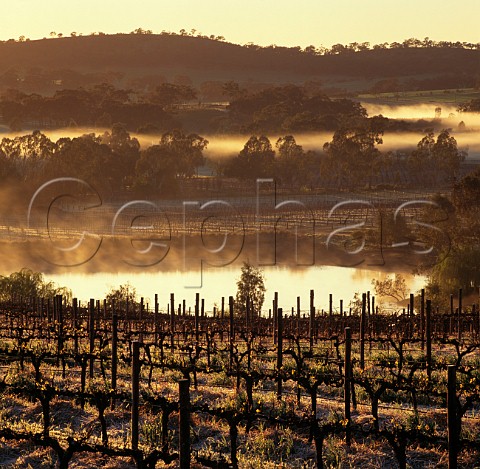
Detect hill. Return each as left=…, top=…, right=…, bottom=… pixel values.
left=0, top=34, right=479, bottom=89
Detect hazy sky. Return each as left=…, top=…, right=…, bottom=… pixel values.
left=2, top=0, right=480, bottom=47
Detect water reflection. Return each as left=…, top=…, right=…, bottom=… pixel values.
left=48, top=265, right=426, bottom=314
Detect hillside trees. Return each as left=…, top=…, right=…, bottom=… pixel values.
left=275, top=135, right=305, bottom=187
left=134, top=144, right=179, bottom=193
left=457, top=98, right=480, bottom=113
left=452, top=167, right=480, bottom=214
left=135, top=129, right=208, bottom=193
left=50, top=134, right=116, bottom=189
left=149, top=83, right=197, bottom=108
left=225, top=135, right=275, bottom=179
left=408, top=129, right=466, bottom=184
left=0, top=86, right=173, bottom=129
left=275, top=135, right=316, bottom=187
left=227, top=85, right=367, bottom=132
left=0, top=130, right=55, bottom=181
left=158, top=129, right=208, bottom=177
left=101, top=123, right=141, bottom=187
left=322, top=123, right=384, bottom=187
left=0, top=125, right=210, bottom=194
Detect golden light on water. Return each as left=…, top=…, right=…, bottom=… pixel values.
left=48, top=266, right=426, bottom=312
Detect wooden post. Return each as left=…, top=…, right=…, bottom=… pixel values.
left=56, top=295, right=63, bottom=359
left=426, top=300, right=432, bottom=380
left=89, top=299, right=95, bottom=378
left=478, top=292, right=480, bottom=338
left=154, top=294, right=158, bottom=343
left=229, top=296, right=234, bottom=370
left=111, top=314, right=118, bottom=410
left=344, top=327, right=352, bottom=446
left=179, top=379, right=191, bottom=469
left=273, top=292, right=278, bottom=345
left=131, top=341, right=140, bottom=451
left=276, top=308, right=283, bottom=400
left=95, top=300, right=101, bottom=331
left=367, top=291, right=371, bottom=319
left=360, top=293, right=366, bottom=370
left=296, top=296, right=301, bottom=337
left=476, top=287, right=480, bottom=334
left=447, top=365, right=457, bottom=469
left=309, top=290, right=314, bottom=351
left=410, top=293, right=414, bottom=337
left=458, top=288, right=462, bottom=343
left=220, top=297, right=224, bottom=342
left=329, top=293, right=333, bottom=334
left=420, top=289, right=425, bottom=350
left=47, top=298, right=51, bottom=326
left=53, top=295, right=57, bottom=324
left=73, top=298, right=78, bottom=354
left=170, top=293, right=175, bottom=348
left=195, top=293, right=200, bottom=354
left=371, top=296, right=375, bottom=336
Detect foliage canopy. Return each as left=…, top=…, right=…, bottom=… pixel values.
left=0, top=268, right=71, bottom=302
left=235, top=261, right=266, bottom=317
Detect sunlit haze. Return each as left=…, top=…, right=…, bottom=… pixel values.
left=2, top=0, right=480, bottom=48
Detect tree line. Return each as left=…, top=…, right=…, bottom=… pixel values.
left=4, top=31, right=480, bottom=54
left=0, top=125, right=207, bottom=194
left=0, top=83, right=372, bottom=134
left=222, top=125, right=466, bottom=190
left=5, top=82, right=454, bottom=135
left=0, top=124, right=466, bottom=194
left=0, top=84, right=178, bottom=131
left=4, top=81, right=478, bottom=137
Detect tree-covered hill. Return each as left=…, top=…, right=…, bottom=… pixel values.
left=0, top=33, right=478, bottom=85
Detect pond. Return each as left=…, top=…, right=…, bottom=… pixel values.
left=47, top=265, right=426, bottom=315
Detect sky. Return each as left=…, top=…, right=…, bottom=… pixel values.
left=2, top=0, right=480, bottom=48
